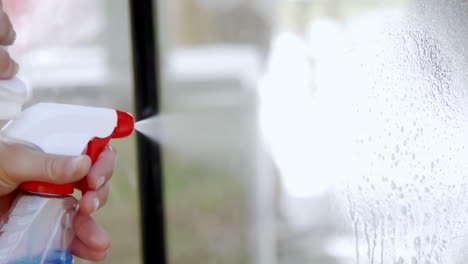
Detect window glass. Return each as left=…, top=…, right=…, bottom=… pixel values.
left=158, top=0, right=468, bottom=263
left=7, top=1, right=141, bottom=263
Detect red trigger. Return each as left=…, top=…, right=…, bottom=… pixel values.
left=77, top=111, right=134, bottom=194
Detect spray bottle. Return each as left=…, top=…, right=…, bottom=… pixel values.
left=0, top=78, right=134, bottom=263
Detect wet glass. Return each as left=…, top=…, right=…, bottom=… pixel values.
left=158, top=0, right=468, bottom=263
left=6, top=0, right=141, bottom=263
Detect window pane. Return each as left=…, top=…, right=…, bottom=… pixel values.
left=158, top=0, right=468, bottom=263
left=7, top=0, right=141, bottom=263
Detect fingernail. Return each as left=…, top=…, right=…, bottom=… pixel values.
left=96, top=176, right=105, bottom=189
left=93, top=198, right=100, bottom=212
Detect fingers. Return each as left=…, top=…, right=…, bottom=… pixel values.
left=73, top=146, right=114, bottom=261
left=80, top=145, right=115, bottom=215
left=0, top=143, right=91, bottom=195
left=86, top=145, right=116, bottom=190
left=0, top=11, right=15, bottom=45
left=73, top=212, right=111, bottom=252
left=70, top=237, right=108, bottom=262
left=79, top=182, right=111, bottom=215
left=0, top=8, right=17, bottom=80
left=73, top=148, right=113, bottom=261
left=0, top=48, right=17, bottom=79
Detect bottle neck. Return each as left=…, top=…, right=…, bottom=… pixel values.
left=20, top=182, right=75, bottom=195
left=24, top=191, right=70, bottom=198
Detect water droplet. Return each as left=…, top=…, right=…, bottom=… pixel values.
left=414, top=236, right=421, bottom=251
left=401, top=206, right=407, bottom=215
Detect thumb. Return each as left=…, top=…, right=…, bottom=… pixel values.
left=0, top=142, right=91, bottom=193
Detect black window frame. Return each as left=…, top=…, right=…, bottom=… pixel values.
left=129, top=0, right=166, bottom=263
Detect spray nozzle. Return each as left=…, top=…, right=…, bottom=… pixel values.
left=114, top=110, right=134, bottom=138
left=1, top=103, right=135, bottom=195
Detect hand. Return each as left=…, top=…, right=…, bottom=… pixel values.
left=0, top=142, right=116, bottom=261
left=72, top=145, right=116, bottom=261
left=0, top=2, right=18, bottom=79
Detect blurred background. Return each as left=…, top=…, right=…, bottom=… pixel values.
left=5, top=0, right=468, bottom=263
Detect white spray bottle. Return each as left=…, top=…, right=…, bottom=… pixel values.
left=0, top=78, right=134, bottom=263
